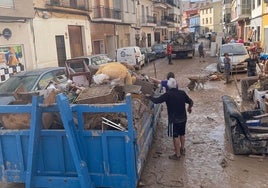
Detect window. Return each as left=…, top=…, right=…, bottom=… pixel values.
left=0, top=0, right=14, bottom=8
left=253, top=0, right=255, bottom=9
left=210, top=8, right=212, bottom=13
left=203, top=18, right=204, bottom=24
left=206, top=18, right=208, bottom=24
left=257, top=0, right=261, bottom=6
left=210, top=17, right=212, bottom=24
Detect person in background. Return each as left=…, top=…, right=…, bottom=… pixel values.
left=146, top=78, right=193, bottom=160
left=198, top=42, right=205, bottom=62
left=229, top=36, right=236, bottom=43
left=149, top=72, right=178, bottom=92
left=167, top=43, right=173, bottom=65
left=244, top=52, right=259, bottom=77
left=237, top=37, right=244, bottom=44
left=223, top=53, right=231, bottom=84
left=247, top=27, right=254, bottom=42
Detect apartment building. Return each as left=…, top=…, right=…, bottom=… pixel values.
left=140, top=0, right=156, bottom=47
left=0, top=0, right=35, bottom=70
left=262, top=2, right=268, bottom=53
left=200, top=5, right=214, bottom=34
left=251, top=0, right=262, bottom=42
left=230, top=0, right=251, bottom=40
left=222, top=0, right=231, bottom=35
left=181, top=0, right=211, bottom=33
left=189, top=14, right=200, bottom=36
left=90, top=0, right=126, bottom=57
left=33, top=0, right=92, bottom=68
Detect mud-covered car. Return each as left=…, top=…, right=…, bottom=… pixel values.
left=152, top=44, right=166, bottom=58
left=217, top=43, right=249, bottom=73
left=140, top=47, right=157, bottom=63
left=0, top=67, right=69, bottom=105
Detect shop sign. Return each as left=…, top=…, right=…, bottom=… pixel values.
left=1, top=28, right=12, bottom=40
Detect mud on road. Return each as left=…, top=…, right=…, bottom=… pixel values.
left=138, top=53, right=268, bottom=188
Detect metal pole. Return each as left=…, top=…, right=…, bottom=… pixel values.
left=153, top=61, right=157, bottom=78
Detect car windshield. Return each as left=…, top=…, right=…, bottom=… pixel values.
left=221, top=44, right=248, bottom=56
left=0, top=75, right=39, bottom=95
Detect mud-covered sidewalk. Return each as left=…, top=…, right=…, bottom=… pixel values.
left=138, top=53, right=268, bottom=188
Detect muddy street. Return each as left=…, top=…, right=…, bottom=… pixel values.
left=138, top=52, right=268, bottom=188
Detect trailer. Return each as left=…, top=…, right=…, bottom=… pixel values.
left=0, top=93, right=162, bottom=188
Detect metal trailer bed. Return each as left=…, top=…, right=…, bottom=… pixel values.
left=0, top=93, right=162, bottom=188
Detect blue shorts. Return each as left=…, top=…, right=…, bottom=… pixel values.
left=168, top=121, right=186, bottom=137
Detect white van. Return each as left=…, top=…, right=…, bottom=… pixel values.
left=116, top=46, right=145, bottom=69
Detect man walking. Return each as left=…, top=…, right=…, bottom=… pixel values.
left=198, top=42, right=205, bottom=62
left=146, top=78, right=193, bottom=160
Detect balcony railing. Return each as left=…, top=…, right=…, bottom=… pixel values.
left=142, top=15, right=157, bottom=24
left=165, top=15, right=178, bottom=23
left=92, top=6, right=121, bottom=20
left=156, top=19, right=167, bottom=26
left=46, top=0, right=89, bottom=11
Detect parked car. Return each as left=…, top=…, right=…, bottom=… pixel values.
left=161, top=39, right=171, bottom=50
left=140, top=47, right=157, bottom=63
left=217, top=43, right=249, bottom=73
left=0, top=67, right=70, bottom=105
left=116, top=46, right=145, bottom=69
left=152, top=44, right=166, bottom=58
left=66, top=54, right=113, bottom=75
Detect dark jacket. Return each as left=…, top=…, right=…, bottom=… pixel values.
left=149, top=88, right=193, bottom=123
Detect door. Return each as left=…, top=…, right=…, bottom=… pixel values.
left=93, top=40, right=105, bottom=54
left=68, top=26, right=84, bottom=58
left=147, top=33, right=151, bottom=47
left=55, top=35, right=67, bottom=67
left=154, top=32, right=160, bottom=43
left=93, top=41, right=101, bottom=54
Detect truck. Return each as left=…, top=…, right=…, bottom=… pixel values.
left=171, top=32, right=195, bottom=58
left=0, top=92, right=162, bottom=188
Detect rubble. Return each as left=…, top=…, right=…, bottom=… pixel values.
left=0, top=62, right=158, bottom=131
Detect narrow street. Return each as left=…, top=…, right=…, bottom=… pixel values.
left=138, top=49, right=268, bottom=188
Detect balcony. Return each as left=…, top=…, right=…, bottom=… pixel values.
left=46, top=0, right=89, bottom=11
left=92, top=6, right=121, bottom=22
left=141, top=15, right=157, bottom=27
left=153, top=0, right=168, bottom=9
left=231, top=3, right=251, bottom=22
left=155, top=18, right=168, bottom=29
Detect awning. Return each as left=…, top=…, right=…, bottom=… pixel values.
left=231, top=16, right=250, bottom=23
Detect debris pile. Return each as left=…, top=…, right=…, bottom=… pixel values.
left=0, top=62, right=158, bottom=131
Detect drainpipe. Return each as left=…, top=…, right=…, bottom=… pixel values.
left=30, top=19, right=38, bottom=69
